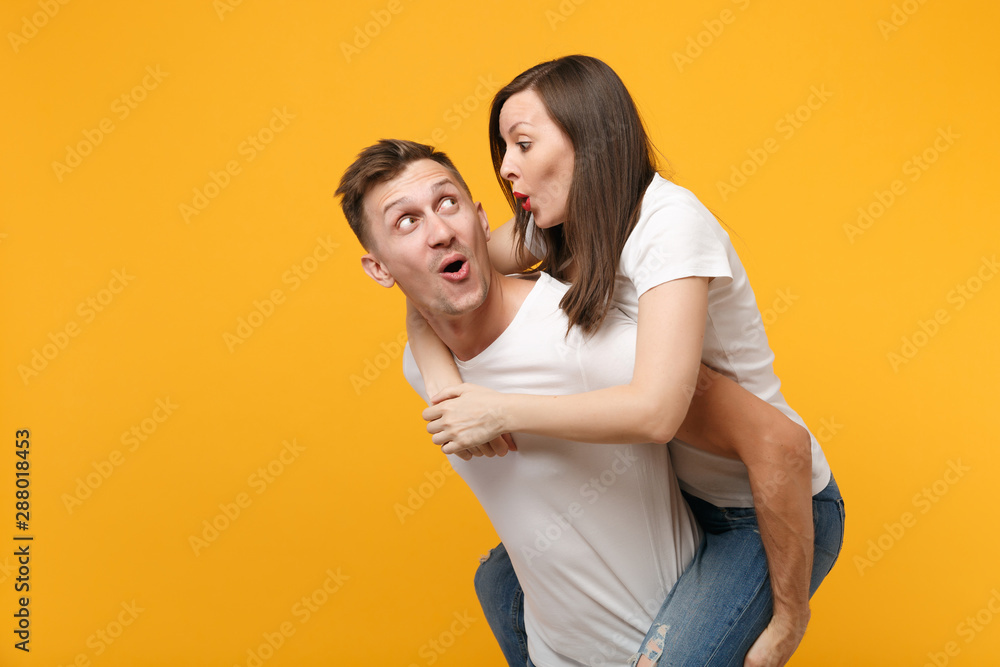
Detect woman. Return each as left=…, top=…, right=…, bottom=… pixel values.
left=409, top=55, right=844, bottom=666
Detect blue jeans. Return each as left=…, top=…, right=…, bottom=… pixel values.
left=474, top=476, right=845, bottom=667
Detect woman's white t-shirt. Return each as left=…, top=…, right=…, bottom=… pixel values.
left=526, top=173, right=832, bottom=507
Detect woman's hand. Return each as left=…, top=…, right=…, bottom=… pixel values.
left=450, top=434, right=518, bottom=460
left=423, top=384, right=513, bottom=455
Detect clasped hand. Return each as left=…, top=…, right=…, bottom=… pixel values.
left=423, top=383, right=516, bottom=458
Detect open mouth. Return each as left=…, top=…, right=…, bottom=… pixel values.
left=439, top=255, right=469, bottom=281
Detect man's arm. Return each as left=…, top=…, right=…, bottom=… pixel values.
left=674, top=365, right=813, bottom=667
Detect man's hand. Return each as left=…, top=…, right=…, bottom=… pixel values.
left=743, top=612, right=809, bottom=667
left=423, top=384, right=510, bottom=455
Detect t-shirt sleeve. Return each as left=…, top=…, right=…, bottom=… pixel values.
left=621, top=187, right=733, bottom=298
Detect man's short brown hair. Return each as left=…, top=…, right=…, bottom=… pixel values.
left=336, top=139, right=473, bottom=249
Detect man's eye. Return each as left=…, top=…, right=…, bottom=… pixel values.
left=439, top=197, right=458, bottom=211
left=398, top=216, right=417, bottom=230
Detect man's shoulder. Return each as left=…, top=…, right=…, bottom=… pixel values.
left=518, top=270, right=568, bottom=299
left=402, top=273, right=565, bottom=396
left=504, top=272, right=571, bottom=331
left=401, top=344, right=428, bottom=402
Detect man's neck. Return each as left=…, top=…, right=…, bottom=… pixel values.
left=422, top=272, right=536, bottom=361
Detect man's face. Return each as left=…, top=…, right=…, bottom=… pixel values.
left=361, top=159, right=492, bottom=317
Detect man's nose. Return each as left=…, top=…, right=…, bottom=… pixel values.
left=425, top=213, right=456, bottom=246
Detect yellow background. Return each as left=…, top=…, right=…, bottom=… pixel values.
left=2, top=0, right=998, bottom=664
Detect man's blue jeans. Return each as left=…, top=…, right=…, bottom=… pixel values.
left=474, top=476, right=845, bottom=666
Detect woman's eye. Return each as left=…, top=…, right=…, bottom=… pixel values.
left=517, top=141, right=531, bottom=151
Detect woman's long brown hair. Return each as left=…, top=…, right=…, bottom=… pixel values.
left=488, top=55, right=659, bottom=334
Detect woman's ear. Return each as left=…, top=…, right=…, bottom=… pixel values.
left=361, top=253, right=395, bottom=288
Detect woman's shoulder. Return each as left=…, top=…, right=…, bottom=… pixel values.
left=641, top=173, right=712, bottom=218
left=618, top=174, right=734, bottom=291
left=629, top=174, right=721, bottom=248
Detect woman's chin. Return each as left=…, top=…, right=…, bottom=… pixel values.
left=532, top=213, right=566, bottom=230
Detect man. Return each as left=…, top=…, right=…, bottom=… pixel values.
left=337, top=140, right=828, bottom=666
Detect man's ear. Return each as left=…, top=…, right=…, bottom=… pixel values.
left=476, top=202, right=491, bottom=242
left=361, top=253, right=395, bottom=288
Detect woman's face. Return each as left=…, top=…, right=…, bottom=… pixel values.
left=497, top=89, right=575, bottom=229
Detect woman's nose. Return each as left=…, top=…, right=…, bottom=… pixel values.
left=500, top=150, right=519, bottom=182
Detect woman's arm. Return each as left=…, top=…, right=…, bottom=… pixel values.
left=406, top=298, right=462, bottom=400
left=488, top=216, right=540, bottom=275
left=406, top=300, right=513, bottom=459
left=425, top=276, right=709, bottom=446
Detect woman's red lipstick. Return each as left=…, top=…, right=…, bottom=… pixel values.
left=513, top=192, right=531, bottom=212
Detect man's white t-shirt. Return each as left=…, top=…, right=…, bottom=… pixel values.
left=526, top=174, right=832, bottom=507
left=404, top=272, right=700, bottom=667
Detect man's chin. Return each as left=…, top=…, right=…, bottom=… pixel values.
left=434, top=278, right=490, bottom=317
left=435, top=294, right=485, bottom=317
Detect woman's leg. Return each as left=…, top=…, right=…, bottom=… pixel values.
left=631, top=477, right=845, bottom=667
left=473, top=542, right=532, bottom=667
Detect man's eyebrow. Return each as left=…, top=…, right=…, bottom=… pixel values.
left=381, top=178, right=454, bottom=215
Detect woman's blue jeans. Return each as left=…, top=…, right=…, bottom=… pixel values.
left=473, top=476, right=845, bottom=667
